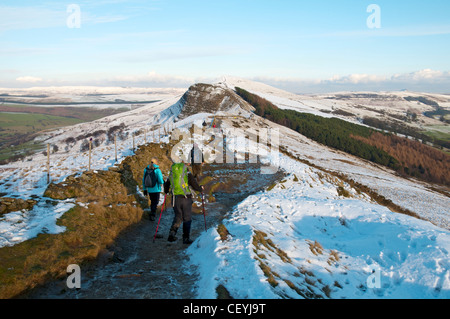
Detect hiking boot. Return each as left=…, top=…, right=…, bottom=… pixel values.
left=183, top=237, right=193, bottom=245
left=168, top=230, right=177, bottom=242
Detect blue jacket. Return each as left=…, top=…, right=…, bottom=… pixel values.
left=143, top=164, right=164, bottom=193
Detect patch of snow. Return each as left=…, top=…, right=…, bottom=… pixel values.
left=0, top=199, right=75, bottom=247
left=187, top=152, right=450, bottom=299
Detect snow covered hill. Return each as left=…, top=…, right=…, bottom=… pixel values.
left=222, top=76, right=450, bottom=139
left=187, top=125, right=450, bottom=299
left=0, top=78, right=449, bottom=299
left=0, top=86, right=186, bottom=109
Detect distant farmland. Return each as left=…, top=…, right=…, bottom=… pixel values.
left=0, top=104, right=130, bottom=163
left=0, top=104, right=130, bottom=121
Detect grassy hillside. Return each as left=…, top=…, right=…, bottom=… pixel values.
left=0, top=112, right=83, bottom=134
left=0, top=112, right=84, bottom=162
left=0, top=104, right=129, bottom=121
left=0, top=105, right=128, bottom=163
left=0, top=141, right=172, bottom=298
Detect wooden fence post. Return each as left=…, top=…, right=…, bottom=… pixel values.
left=114, top=135, right=117, bottom=162
left=88, top=138, right=92, bottom=171
left=47, top=143, right=50, bottom=184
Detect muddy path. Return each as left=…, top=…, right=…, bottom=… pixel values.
left=22, top=163, right=285, bottom=299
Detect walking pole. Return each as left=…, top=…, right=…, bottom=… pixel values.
left=153, top=194, right=167, bottom=243
left=201, top=192, right=207, bottom=231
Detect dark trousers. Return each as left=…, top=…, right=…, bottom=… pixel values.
left=149, top=192, right=160, bottom=214
left=170, top=195, right=193, bottom=238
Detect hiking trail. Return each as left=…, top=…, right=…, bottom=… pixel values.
left=21, top=163, right=285, bottom=299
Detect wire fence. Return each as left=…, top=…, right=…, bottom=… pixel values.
left=1, top=122, right=179, bottom=195
left=3, top=116, right=278, bottom=195
left=53, top=121, right=177, bottom=180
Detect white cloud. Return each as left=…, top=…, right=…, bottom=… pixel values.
left=5, top=70, right=450, bottom=93
left=1, top=71, right=199, bottom=88
left=0, top=5, right=129, bottom=32
left=253, top=69, right=450, bottom=94
left=325, top=74, right=386, bottom=85
left=392, top=69, right=447, bottom=82
left=16, top=76, right=43, bottom=83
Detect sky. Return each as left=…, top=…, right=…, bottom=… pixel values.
left=1, top=0, right=450, bottom=93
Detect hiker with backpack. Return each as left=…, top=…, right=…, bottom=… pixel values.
left=164, top=161, right=203, bottom=244
left=143, top=158, right=165, bottom=221
left=189, top=143, right=204, bottom=178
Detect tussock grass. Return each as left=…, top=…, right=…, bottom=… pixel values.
left=0, top=201, right=143, bottom=298
left=252, top=233, right=341, bottom=298
left=0, top=141, right=177, bottom=299
left=217, top=224, right=230, bottom=242
left=337, top=186, right=351, bottom=198
left=252, top=230, right=291, bottom=264
left=328, top=250, right=340, bottom=266
left=307, top=240, right=324, bottom=256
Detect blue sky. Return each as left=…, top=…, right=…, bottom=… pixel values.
left=1, top=0, right=450, bottom=93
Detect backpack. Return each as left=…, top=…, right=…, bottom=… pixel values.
left=169, top=163, right=191, bottom=196
left=144, top=166, right=158, bottom=188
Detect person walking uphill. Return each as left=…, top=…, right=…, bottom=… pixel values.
left=143, top=158, right=165, bottom=221
left=164, top=162, right=203, bottom=244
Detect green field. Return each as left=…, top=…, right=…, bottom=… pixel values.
left=0, top=103, right=132, bottom=163
left=423, top=125, right=450, bottom=141
left=0, top=112, right=83, bottom=132
left=0, top=103, right=129, bottom=121
left=0, top=112, right=84, bottom=162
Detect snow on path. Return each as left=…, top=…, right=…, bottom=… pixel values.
left=187, top=149, right=450, bottom=299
